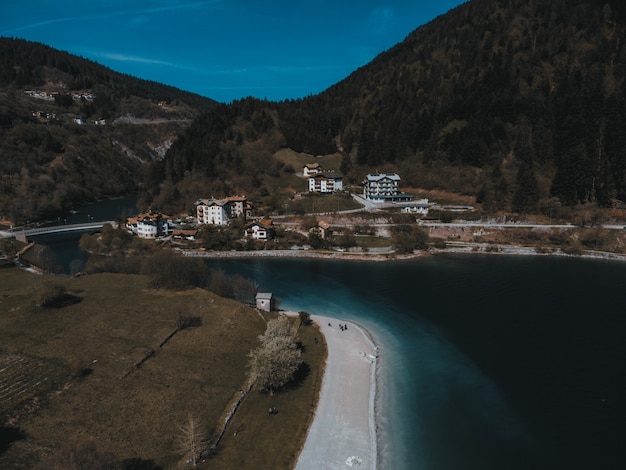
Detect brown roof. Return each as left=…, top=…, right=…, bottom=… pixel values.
left=226, top=195, right=247, bottom=202
left=135, top=210, right=170, bottom=221
left=244, top=219, right=273, bottom=230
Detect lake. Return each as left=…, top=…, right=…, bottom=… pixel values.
left=206, top=255, right=626, bottom=470
left=33, top=196, right=626, bottom=469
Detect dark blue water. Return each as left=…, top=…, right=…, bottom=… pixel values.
left=35, top=195, right=626, bottom=468
left=206, top=255, right=626, bottom=470
left=29, top=195, right=138, bottom=273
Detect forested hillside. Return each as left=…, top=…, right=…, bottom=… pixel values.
left=155, top=0, right=626, bottom=217
left=4, top=0, right=626, bottom=223
left=0, top=38, right=216, bottom=224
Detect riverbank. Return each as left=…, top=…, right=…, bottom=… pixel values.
left=180, top=243, right=626, bottom=263
left=433, top=242, right=626, bottom=262
left=181, top=248, right=424, bottom=262
left=295, top=315, right=379, bottom=470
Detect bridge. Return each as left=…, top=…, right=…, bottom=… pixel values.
left=1, top=221, right=117, bottom=243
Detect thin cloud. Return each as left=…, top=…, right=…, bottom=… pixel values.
left=2, top=17, right=75, bottom=34
left=2, top=1, right=222, bottom=35
left=99, top=53, right=176, bottom=67
left=136, top=0, right=223, bottom=15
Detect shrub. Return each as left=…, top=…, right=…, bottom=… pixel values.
left=298, top=311, right=312, bottom=326
left=35, top=279, right=69, bottom=308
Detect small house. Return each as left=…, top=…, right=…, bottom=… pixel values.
left=399, top=199, right=431, bottom=215
left=244, top=219, right=274, bottom=240
left=309, top=220, right=332, bottom=239
left=303, top=162, right=322, bottom=177
left=256, top=293, right=273, bottom=311
left=171, top=229, right=198, bottom=240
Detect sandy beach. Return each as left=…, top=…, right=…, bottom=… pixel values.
left=295, top=315, right=379, bottom=470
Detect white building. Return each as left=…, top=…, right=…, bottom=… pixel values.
left=399, top=199, right=431, bottom=215
left=303, top=162, right=322, bottom=177
left=256, top=292, right=273, bottom=311
left=243, top=219, right=274, bottom=240
left=362, top=173, right=412, bottom=202
left=196, top=199, right=230, bottom=225
left=126, top=211, right=171, bottom=239
left=195, top=196, right=249, bottom=225
left=226, top=195, right=248, bottom=218
left=308, top=173, right=343, bottom=193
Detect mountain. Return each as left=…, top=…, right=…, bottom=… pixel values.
left=154, top=0, right=626, bottom=218
left=0, top=38, right=216, bottom=224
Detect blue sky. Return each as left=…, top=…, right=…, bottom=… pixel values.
left=1, top=1, right=465, bottom=102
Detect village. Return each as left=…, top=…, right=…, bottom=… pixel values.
left=123, top=164, right=434, bottom=252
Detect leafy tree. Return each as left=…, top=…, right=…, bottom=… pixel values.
left=308, top=231, right=325, bottom=249
left=248, top=316, right=302, bottom=393
left=391, top=225, right=429, bottom=254
left=334, top=228, right=356, bottom=249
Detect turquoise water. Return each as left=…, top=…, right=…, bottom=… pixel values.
left=35, top=196, right=626, bottom=469
left=208, top=256, right=626, bottom=470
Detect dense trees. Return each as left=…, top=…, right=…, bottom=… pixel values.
left=145, top=0, right=626, bottom=216
left=5, top=1, right=626, bottom=221
left=391, top=225, right=429, bottom=254
left=0, top=38, right=214, bottom=224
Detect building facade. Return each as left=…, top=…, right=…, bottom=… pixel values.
left=195, top=196, right=249, bottom=225
left=256, top=292, right=273, bottom=311
left=303, top=162, right=322, bottom=177
left=243, top=219, right=274, bottom=240
left=126, top=211, right=171, bottom=239
left=362, top=173, right=412, bottom=202
left=308, top=173, right=343, bottom=193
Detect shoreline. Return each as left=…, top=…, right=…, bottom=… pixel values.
left=181, top=244, right=626, bottom=263
left=294, top=314, right=380, bottom=470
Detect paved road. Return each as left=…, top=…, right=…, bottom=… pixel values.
left=0, top=221, right=114, bottom=238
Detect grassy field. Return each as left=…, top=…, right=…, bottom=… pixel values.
left=0, top=268, right=326, bottom=469
left=289, top=193, right=362, bottom=214
left=273, top=149, right=342, bottom=172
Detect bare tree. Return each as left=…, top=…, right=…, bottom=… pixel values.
left=248, top=317, right=302, bottom=393
left=178, top=414, right=205, bottom=466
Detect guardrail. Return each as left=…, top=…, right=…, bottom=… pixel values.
left=20, top=221, right=115, bottom=236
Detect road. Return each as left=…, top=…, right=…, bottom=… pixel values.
left=0, top=221, right=116, bottom=239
